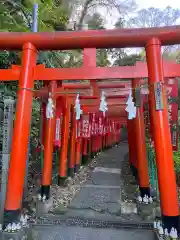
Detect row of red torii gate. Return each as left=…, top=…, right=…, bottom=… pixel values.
left=0, top=29, right=179, bottom=236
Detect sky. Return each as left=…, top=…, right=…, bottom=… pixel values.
left=105, top=0, right=180, bottom=27
left=136, top=0, right=179, bottom=9
left=104, top=0, right=180, bottom=54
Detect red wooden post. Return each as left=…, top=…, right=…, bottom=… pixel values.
left=82, top=138, right=88, bottom=165
left=148, top=97, right=154, bottom=141
left=75, top=139, right=82, bottom=173
left=88, top=137, right=91, bottom=160
left=58, top=97, right=71, bottom=186
left=132, top=79, right=150, bottom=198
left=68, top=106, right=76, bottom=177
left=81, top=113, right=91, bottom=164
left=91, top=113, right=96, bottom=158
left=91, top=136, right=96, bottom=158
left=54, top=98, right=63, bottom=148
left=41, top=102, right=46, bottom=147
left=41, top=81, right=57, bottom=199
left=105, top=118, right=108, bottom=149
left=75, top=119, right=82, bottom=172
left=146, top=38, right=179, bottom=231
left=127, top=118, right=138, bottom=180
left=4, top=43, right=37, bottom=225
left=94, top=115, right=99, bottom=154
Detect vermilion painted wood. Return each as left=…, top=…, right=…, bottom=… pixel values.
left=146, top=38, right=179, bottom=216
left=1, top=61, right=180, bottom=81
left=0, top=25, right=180, bottom=50
left=42, top=81, right=57, bottom=186
left=132, top=79, right=150, bottom=189
left=5, top=43, right=37, bottom=210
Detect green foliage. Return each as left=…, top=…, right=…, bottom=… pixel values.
left=147, top=142, right=156, bottom=164
left=146, top=139, right=180, bottom=182
left=174, top=152, right=180, bottom=174
left=30, top=99, right=41, bottom=149
left=173, top=142, right=180, bottom=175
left=96, top=49, right=110, bottom=67
left=0, top=0, right=71, bottom=154
left=113, top=54, right=143, bottom=66
left=86, top=13, right=105, bottom=30
left=75, top=0, right=137, bottom=29
left=0, top=2, right=111, bottom=156
left=0, top=51, right=20, bottom=69
left=0, top=0, right=69, bottom=32
left=0, top=0, right=71, bottom=69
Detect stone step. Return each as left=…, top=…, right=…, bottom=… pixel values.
left=30, top=225, right=157, bottom=240
left=137, top=203, right=161, bottom=221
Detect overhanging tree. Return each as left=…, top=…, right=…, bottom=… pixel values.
left=68, top=0, right=137, bottom=30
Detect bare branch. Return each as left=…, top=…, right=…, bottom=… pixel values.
left=126, top=6, right=180, bottom=54
left=71, top=0, right=137, bottom=29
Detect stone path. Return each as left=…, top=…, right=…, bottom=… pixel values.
left=30, top=142, right=156, bottom=240
left=67, top=145, right=125, bottom=217
left=31, top=225, right=155, bottom=240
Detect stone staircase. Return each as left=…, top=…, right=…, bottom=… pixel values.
left=1, top=142, right=158, bottom=239
left=28, top=142, right=157, bottom=240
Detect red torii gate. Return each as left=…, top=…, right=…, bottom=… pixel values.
left=0, top=50, right=128, bottom=202
left=34, top=49, right=129, bottom=190
left=0, top=26, right=179, bottom=232
left=0, top=25, right=180, bottom=49
left=1, top=59, right=180, bottom=81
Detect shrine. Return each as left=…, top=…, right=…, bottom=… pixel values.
left=0, top=23, right=179, bottom=240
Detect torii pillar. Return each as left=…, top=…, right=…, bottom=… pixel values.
left=146, top=38, right=179, bottom=232
left=127, top=117, right=138, bottom=181
left=58, top=96, right=71, bottom=186
left=4, top=43, right=37, bottom=226
left=41, top=81, right=57, bottom=199
left=132, top=79, right=150, bottom=198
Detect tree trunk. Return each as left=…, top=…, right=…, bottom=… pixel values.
left=77, top=0, right=93, bottom=30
